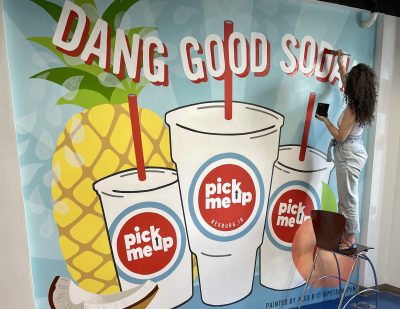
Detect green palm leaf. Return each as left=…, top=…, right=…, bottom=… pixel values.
left=57, top=89, right=108, bottom=108
left=31, top=67, right=114, bottom=100
left=102, top=0, right=140, bottom=35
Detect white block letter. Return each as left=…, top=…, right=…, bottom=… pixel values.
left=180, top=36, right=207, bottom=83
left=52, top=0, right=89, bottom=56
left=251, top=32, right=270, bottom=77
left=280, top=33, right=299, bottom=76
left=143, top=36, right=168, bottom=86
left=205, top=34, right=225, bottom=79
left=113, top=29, right=142, bottom=81
left=81, top=18, right=110, bottom=70
left=229, top=32, right=249, bottom=76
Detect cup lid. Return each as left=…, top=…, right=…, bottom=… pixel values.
left=165, top=101, right=284, bottom=136
left=276, top=145, right=334, bottom=173
left=93, top=167, right=178, bottom=195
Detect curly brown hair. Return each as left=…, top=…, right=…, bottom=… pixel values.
left=344, top=63, right=377, bottom=127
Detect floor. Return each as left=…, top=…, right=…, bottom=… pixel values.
left=300, top=291, right=400, bottom=308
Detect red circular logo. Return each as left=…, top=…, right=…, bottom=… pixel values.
left=116, top=212, right=177, bottom=276
left=271, top=189, right=314, bottom=244
left=198, top=164, right=256, bottom=231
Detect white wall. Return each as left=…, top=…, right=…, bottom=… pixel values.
left=361, top=13, right=400, bottom=288
left=383, top=16, right=400, bottom=289
left=378, top=14, right=400, bottom=288
left=0, top=0, right=35, bottom=307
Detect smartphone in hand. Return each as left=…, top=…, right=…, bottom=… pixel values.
left=316, top=103, right=329, bottom=117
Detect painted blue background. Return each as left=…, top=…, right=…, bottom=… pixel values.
left=3, top=0, right=375, bottom=308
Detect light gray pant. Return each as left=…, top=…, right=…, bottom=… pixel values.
left=334, top=139, right=368, bottom=234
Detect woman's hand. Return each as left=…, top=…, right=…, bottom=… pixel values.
left=315, top=114, right=328, bottom=123
left=337, top=49, right=344, bottom=67
left=336, top=49, right=347, bottom=87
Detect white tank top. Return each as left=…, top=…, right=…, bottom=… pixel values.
left=337, top=110, right=363, bottom=136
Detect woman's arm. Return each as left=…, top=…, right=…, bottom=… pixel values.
left=337, top=50, right=347, bottom=88
left=315, top=107, right=355, bottom=142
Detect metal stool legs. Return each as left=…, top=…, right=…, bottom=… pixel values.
left=338, top=256, right=359, bottom=308
left=341, top=253, right=379, bottom=309
left=298, top=248, right=320, bottom=309
left=333, top=253, right=342, bottom=293
left=298, top=251, right=379, bottom=309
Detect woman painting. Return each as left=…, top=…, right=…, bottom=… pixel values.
left=316, top=50, right=377, bottom=250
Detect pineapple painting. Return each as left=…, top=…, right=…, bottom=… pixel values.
left=29, top=0, right=174, bottom=294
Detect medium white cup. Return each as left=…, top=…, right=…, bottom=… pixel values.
left=260, top=145, right=334, bottom=290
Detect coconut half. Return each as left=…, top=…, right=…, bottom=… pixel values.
left=48, top=276, right=158, bottom=309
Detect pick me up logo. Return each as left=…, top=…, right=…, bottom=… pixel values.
left=266, top=181, right=320, bottom=251
left=109, top=202, right=186, bottom=284
left=189, top=153, right=264, bottom=241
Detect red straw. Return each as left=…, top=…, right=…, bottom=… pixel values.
left=299, top=92, right=316, bottom=162
left=224, top=20, right=233, bottom=120
left=128, top=94, right=146, bottom=181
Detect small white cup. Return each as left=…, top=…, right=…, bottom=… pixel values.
left=93, top=168, right=193, bottom=309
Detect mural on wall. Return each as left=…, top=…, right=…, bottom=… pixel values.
left=3, top=0, right=375, bottom=308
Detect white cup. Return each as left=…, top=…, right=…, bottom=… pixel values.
left=166, top=101, right=284, bottom=305
left=93, top=168, right=193, bottom=309
left=260, top=145, right=334, bottom=290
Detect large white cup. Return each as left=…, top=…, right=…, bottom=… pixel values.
left=260, top=145, right=334, bottom=290
left=166, top=101, right=284, bottom=305
left=93, top=168, right=192, bottom=309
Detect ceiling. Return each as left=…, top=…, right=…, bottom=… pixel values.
left=317, top=0, right=400, bottom=17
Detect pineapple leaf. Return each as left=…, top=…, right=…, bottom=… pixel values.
left=109, top=77, right=149, bottom=104
left=76, top=1, right=99, bottom=23
left=26, top=38, right=108, bottom=77
left=73, top=63, right=109, bottom=78
left=126, top=26, right=157, bottom=38
left=73, top=0, right=97, bottom=8
left=57, top=89, right=108, bottom=108
left=98, top=72, right=125, bottom=89
left=31, top=67, right=114, bottom=101
left=109, top=26, right=157, bottom=62
left=102, top=0, right=140, bottom=35
left=27, top=37, right=67, bottom=64
left=31, top=0, right=62, bottom=22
